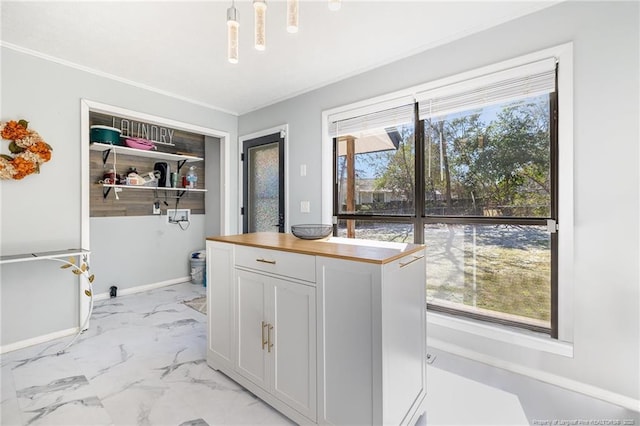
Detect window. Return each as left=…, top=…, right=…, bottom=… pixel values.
left=330, top=58, right=559, bottom=337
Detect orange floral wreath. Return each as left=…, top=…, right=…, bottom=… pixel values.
left=0, top=120, right=52, bottom=180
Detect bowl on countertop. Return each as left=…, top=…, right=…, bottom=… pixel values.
left=291, top=224, right=333, bottom=240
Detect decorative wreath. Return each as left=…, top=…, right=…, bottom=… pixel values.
left=0, top=119, right=52, bottom=180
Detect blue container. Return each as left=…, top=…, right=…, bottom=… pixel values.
left=90, top=125, right=122, bottom=145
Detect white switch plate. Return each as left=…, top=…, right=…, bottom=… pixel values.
left=300, top=164, right=307, bottom=177
left=300, top=201, right=310, bottom=213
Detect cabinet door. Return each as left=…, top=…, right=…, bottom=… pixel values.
left=316, top=257, right=379, bottom=425
left=270, top=279, right=316, bottom=420
left=206, top=241, right=234, bottom=370
left=381, top=251, right=426, bottom=425
left=235, top=269, right=269, bottom=391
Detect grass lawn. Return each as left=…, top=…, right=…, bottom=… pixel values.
left=337, top=222, right=551, bottom=324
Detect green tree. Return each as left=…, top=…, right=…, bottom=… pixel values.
left=425, top=113, right=485, bottom=214
left=373, top=126, right=415, bottom=208
left=368, top=96, right=550, bottom=217
left=469, top=99, right=550, bottom=216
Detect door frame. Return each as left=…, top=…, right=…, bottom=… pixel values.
left=239, top=125, right=289, bottom=233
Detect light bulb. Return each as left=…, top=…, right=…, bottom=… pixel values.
left=227, top=5, right=239, bottom=64
left=287, top=0, right=298, bottom=33
left=328, top=0, right=341, bottom=11
left=253, top=0, right=267, bottom=51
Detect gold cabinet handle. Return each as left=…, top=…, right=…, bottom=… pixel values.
left=261, top=321, right=268, bottom=350
left=267, top=324, right=274, bottom=353
left=256, top=258, right=276, bottom=265
left=399, top=255, right=425, bottom=268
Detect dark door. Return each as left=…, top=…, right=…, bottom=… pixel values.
left=242, top=132, right=285, bottom=233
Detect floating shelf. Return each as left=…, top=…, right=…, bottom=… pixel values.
left=90, top=142, right=203, bottom=168
left=101, top=184, right=206, bottom=192
left=99, top=184, right=207, bottom=199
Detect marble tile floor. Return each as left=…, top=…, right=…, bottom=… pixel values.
left=0, top=282, right=293, bottom=426
left=3, top=281, right=637, bottom=425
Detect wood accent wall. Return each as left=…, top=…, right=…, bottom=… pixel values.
left=89, top=112, right=206, bottom=217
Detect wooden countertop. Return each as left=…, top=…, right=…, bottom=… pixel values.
left=207, top=232, right=424, bottom=264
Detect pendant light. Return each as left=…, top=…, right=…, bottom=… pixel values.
left=253, top=0, right=267, bottom=51
left=226, top=2, right=239, bottom=64
left=224, top=0, right=342, bottom=62
left=286, top=0, right=299, bottom=33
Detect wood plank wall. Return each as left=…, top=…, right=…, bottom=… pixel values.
left=89, top=112, right=206, bottom=217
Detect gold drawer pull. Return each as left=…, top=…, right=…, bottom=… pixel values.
left=267, top=324, right=274, bottom=353
left=399, top=255, right=424, bottom=269
left=256, top=258, right=276, bottom=265
left=261, top=321, right=268, bottom=350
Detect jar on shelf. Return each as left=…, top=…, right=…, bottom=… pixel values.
left=103, top=169, right=116, bottom=184
left=186, top=166, right=198, bottom=189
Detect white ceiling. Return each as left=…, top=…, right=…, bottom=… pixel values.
left=1, top=1, right=559, bottom=115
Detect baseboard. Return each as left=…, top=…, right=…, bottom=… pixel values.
left=0, top=327, right=78, bottom=354
left=428, top=337, right=640, bottom=413
left=93, top=276, right=191, bottom=301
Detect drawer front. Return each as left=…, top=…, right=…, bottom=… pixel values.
left=235, top=245, right=316, bottom=283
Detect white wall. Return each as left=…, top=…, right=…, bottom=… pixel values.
left=238, top=1, right=640, bottom=406
left=89, top=216, right=205, bottom=295
left=0, top=47, right=238, bottom=347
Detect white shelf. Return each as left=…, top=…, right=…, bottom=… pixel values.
left=90, top=142, right=203, bottom=163
left=101, top=184, right=207, bottom=193
left=0, top=249, right=90, bottom=265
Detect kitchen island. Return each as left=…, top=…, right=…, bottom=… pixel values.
left=206, top=232, right=426, bottom=425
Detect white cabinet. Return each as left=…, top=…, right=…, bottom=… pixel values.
left=206, top=235, right=426, bottom=426
left=236, top=269, right=316, bottom=419
left=207, top=242, right=234, bottom=370
left=207, top=241, right=316, bottom=424
left=316, top=254, right=426, bottom=425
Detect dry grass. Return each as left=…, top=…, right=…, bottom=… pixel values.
left=338, top=222, right=551, bottom=323
left=425, top=225, right=551, bottom=323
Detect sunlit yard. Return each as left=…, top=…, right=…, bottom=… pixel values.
left=339, top=222, right=551, bottom=325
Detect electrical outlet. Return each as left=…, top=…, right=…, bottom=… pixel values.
left=167, top=208, right=190, bottom=224
left=153, top=202, right=161, bottom=215
left=300, top=201, right=310, bottom=213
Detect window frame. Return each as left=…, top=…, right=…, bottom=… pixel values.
left=333, top=93, right=558, bottom=336
left=323, top=44, right=574, bottom=347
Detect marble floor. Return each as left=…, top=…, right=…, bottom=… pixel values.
left=0, top=282, right=292, bottom=426
left=2, top=282, right=637, bottom=426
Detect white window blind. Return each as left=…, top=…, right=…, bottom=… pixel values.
left=417, top=57, right=556, bottom=121
left=328, top=103, right=414, bottom=138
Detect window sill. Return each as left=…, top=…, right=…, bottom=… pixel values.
left=427, top=311, right=573, bottom=358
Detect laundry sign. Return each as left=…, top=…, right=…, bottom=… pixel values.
left=112, top=117, right=175, bottom=146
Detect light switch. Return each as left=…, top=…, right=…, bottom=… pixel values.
left=300, top=201, right=310, bottom=213
left=300, top=164, right=307, bottom=177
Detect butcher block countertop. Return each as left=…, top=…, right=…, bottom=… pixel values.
left=207, top=232, right=424, bottom=264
